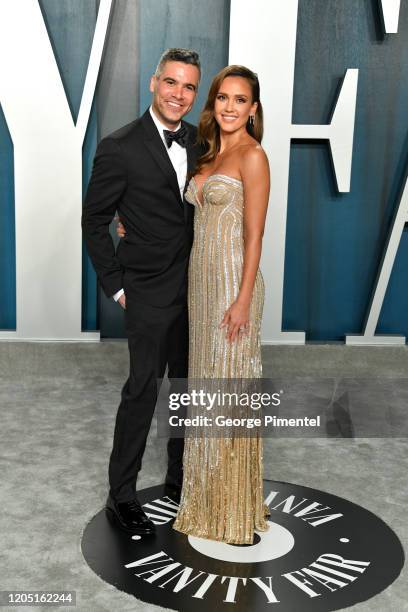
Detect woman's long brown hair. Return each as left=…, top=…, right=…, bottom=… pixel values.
left=195, top=65, right=263, bottom=176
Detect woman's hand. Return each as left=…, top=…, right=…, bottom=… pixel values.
left=115, top=215, right=126, bottom=239
left=220, top=300, right=250, bottom=342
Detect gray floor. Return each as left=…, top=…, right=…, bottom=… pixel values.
left=0, top=342, right=407, bottom=611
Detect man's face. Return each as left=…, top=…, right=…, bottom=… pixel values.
left=150, top=61, right=200, bottom=129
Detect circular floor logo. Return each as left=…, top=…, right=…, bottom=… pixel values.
left=81, top=481, right=404, bottom=611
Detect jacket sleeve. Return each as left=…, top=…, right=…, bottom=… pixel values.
left=82, top=137, right=127, bottom=298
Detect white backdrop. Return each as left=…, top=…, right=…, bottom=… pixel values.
left=0, top=0, right=404, bottom=343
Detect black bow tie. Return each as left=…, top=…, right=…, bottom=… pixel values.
left=163, top=125, right=188, bottom=149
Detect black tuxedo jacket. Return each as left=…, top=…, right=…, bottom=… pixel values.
left=82, top=110, right=199, bottom=307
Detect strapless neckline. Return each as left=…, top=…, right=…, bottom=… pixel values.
left=190, top=174, right=243, bottom=207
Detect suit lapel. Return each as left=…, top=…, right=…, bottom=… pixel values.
left=142, top=110, right=182, bottom=204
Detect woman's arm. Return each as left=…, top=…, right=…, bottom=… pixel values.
left=221, top=146, right=270, bottom=342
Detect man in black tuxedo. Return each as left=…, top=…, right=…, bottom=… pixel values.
left=82, top=48, right=201, bottom=534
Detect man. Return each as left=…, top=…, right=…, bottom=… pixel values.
left=82, top=48, right=201, bottom=535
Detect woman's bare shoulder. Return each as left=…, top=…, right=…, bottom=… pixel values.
left=240, top=142, right=269, bottom=172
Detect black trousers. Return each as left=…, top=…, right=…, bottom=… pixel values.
left=108, top=290, right=188, bottom=502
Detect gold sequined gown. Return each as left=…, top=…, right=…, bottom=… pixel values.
left=172, top=174, right=270, bottom=544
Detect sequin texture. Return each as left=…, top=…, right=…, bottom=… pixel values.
left=172, top=174, right=270, bottom=544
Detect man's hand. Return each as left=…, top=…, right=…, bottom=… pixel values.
left=118, top=293, right=126, bottom=309
left=114, top=215, right=126, bottom=239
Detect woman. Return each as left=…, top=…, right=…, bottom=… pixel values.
left=172, top=65, right=270, bottom=544
left=118, top=65, right=270, bottom=544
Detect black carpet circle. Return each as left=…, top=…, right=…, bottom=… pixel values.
left=81, top=480, right=404, bottom=611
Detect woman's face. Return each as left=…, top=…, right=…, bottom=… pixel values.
left=213, top=76, right=258, bottom=134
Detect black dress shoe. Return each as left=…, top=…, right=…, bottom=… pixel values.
left=164, top=483, right=182, bottom=504
left=105, top=494, right=156, bottom=535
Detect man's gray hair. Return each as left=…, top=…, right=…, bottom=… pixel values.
left=155, top=48, right=201, bottom=79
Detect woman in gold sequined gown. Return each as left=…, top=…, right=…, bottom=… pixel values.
left=172, top=66, right=270, bottom=544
